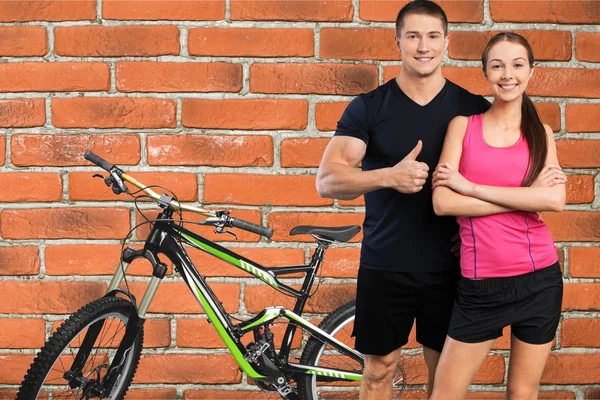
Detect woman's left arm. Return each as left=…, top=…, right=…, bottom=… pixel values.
left=447, top=125, right=566, bottom=212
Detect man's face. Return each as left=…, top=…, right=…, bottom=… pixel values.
left=395, top=13, right=448, bottom=78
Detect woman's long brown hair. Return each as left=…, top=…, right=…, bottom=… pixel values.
left=481, top=32, right=547, bottom=187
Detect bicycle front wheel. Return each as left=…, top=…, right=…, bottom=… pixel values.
left=297, top=300, right=406, bottom=400
left=17, top=296, right=143, bottom=400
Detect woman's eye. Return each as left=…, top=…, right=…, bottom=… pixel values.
left=514, top=63, right=523, bottom=67
left=492, top=65, right=502, bottom=69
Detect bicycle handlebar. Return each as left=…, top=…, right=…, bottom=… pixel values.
left=84, top=150, right=274, bottom=240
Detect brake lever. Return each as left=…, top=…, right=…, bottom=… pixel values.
left=214, top=225, right=238, bottom=240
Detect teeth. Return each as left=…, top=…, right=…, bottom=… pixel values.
left=500, top=84, right=517, bottom=91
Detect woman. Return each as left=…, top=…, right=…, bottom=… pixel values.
left=429, top=32, right=566, bottom=399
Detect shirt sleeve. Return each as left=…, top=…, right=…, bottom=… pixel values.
left=334, top=96, right=371, bottom=145
left=476, top=95, right=492, bottom=114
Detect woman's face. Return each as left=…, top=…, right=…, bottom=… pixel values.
left=484, top=40, right=534, bottom=103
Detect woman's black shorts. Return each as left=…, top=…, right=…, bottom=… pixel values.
left=448, top=262, right=563, bottom=344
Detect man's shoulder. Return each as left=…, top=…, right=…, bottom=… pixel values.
left=445, top=79, right=491, bottom=113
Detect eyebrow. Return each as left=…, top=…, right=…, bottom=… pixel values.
left=403, top=31, right=443, bottom=35
left=490, top=57, right=527, bottom=63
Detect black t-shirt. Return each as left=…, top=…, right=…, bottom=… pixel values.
left=335, top=78, right=490, bottom=273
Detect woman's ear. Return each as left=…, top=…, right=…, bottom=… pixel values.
left=529, top=66, right=535, bottom=79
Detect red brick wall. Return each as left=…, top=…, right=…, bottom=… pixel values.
left=0, top=0, right=598, bottom=398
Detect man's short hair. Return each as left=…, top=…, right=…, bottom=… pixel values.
left=395, top=0, right=449, bottom=36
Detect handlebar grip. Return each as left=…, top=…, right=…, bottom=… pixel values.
left=84, top=151, right=114, bottom=172
left=230, top=218, right=274, bottom=239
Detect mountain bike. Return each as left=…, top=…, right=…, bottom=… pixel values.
left=17, top=151, right=406, bottom=399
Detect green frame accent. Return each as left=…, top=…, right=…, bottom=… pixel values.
left=179, top=232, right=279, bottom=288
left=190, top=280, right=267, bottom=379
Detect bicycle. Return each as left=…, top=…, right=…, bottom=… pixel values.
left=17, top=151, right=406, bottom=399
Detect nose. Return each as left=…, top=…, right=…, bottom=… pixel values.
left=502, top=66, right=513, bottom=80
left=417, top=37, right=429, bottom=52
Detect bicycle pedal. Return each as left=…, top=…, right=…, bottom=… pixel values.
left=244, top=340, right=270, bottom=363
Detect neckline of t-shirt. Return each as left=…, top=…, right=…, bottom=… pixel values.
left=477, top=114, right=524, bottom=149
left=391, top=77, right=449, bottom=108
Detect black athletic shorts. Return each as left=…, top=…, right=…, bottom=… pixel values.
left=448, top=262, right=563, bottom=344
left=352, top=266, right=460, bottom=355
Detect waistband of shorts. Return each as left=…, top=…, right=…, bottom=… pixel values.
left=459, top=262, right=560, bottom=289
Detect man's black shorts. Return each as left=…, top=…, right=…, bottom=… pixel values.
left=448, top=262, right=563, bottom=344
left=352, top=266, right=460, bottom=355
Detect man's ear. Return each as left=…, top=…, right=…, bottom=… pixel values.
left=444, top=33, right=450, bottom=52
left=395, top=35, right=401, bottom=52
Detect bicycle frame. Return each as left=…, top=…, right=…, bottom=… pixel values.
left=94, top=209, right=363, bottom=390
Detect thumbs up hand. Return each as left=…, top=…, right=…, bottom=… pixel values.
left=386, top=140, right=430, bottom=194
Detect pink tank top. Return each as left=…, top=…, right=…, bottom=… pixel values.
left=457, top=114, right=558, bottom=279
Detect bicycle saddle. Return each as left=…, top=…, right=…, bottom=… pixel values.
left=289, top=225, right=361, bottom=242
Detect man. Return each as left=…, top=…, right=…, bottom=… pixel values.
left=316, top=1, right=490, bottom=398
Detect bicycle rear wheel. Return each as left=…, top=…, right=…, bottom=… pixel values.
left=297, top=300, right=406, bottom=400
left=17, top=296, right=143, bottom=400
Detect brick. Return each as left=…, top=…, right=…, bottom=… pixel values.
left=11, top=134, right=140, bottom=167
left=45, top=244, right=173, bottom=276
left=116, top=62, right=242, bottom=93
left=182, top=99, right=307, bottom=130
left=136, top=209, right=264, bottom=243
left=320, top=28, right=398, bottom=60
left=490, top=0, right=600, bottom=23
left=268, top=212, right=364, bottom=242
left=556, top=140, right=600, bottom=168
left=147, top=134, right=273, bottom=167
left=0, top=173, right=60, bottom=202
left=189, top=28, right=313, bottom=57
left=184, top=390, right=280, bottom=399
left=128, top=282, right=239, bottom=314
left=55, top=26, right=179, bottom=57
left=251, top=63, right=378, bottom=95
left=320, top=248, right=360, bottom=278
left=0, top=0, right=95, bottom=21
left=565, top=175, right=595, bottom=204
left=0, top=98, right=45, bottom=128
left=449, top=31, right=572, bottom=61
left=0, top=26, right=47, bottom=56
left=586, top=389, right=600, bottom=399
left=51, top=318, right=170, bottom=348
left=53, top=97, right=175, bottom=129
left=562, top=318, right=600, bottom=347
left=0, top=62, right=108, bottom=92
left=69, top=171, right=198, bottom=202
left=230, top=0, right=353, bottom=21
left=187, top=247, right=304, bottom=278
left=541, top=211, right=600, bottom=242
left=245, top=284, right=356, bottom=313
left=569, top=247, right=600, bottom=278
left=0, top=318, right=45, bottom=348
left=536, top=102, right=561, bottom=133
left=576, top=32, right=600, bottom=62
left=339, top=196, right=365, bottom=207
left=0, top=136, right=5, bottom=166
left=360, top=0, right=483, bottom=22
left=0, top=355, right=34, bottom=384
left=126, top=389, right=178, bottom=399
left=134, top=354, right=241, bottom=383
left=0, top=281, right=105, bottom=314
left=280, top=138, right=330, bottom=168
left=566, top=104, right=600, bottom=133
left=528, top=68, right=600, bottom=98
left=316, top=102, right=349, bottom=132
left=0, top=208, right=130, bottom=239
left=563, top=283, right=600, bottom=311
left=177, top=319, right=302, bottom=349
left=103, top=0, right=225, bottom=20
left=204, top=174, right=330, bottom=206
left=0, top=246, right=40, bottom=275
left=542, top=354, right=600, bottom=384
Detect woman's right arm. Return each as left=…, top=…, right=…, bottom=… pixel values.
left=432, top=116, right=513, bottom=217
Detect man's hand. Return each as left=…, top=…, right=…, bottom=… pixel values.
left=386, top=140, right=429, bottom=194
left=531, top=165, right=567, bottom=187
